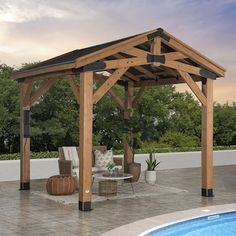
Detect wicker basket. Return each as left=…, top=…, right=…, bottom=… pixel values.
left=46, top=175, right=76, bottom=195
left=99, top=180, right=117, bottom=196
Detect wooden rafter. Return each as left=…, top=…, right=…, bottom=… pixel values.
left=30, top=78, right=56, bottom=106
left=113, top=54, right=140, bottom=81
left=134, top=66, right=156, bottom=79
left=24, top=70, right=73, bottom=82
left=164, top=52, right=187, bottom=60
left=66, top=75, right=80, bottom=104
left=12, top=63, right=74, bottom=80
left=93, top=67, right=128, bottom=104
left=94, top=74, right=124, bottom=109
left=75, top=29, right=156, bottom=68
left=87, top=57, right=149, bottom=72
left=123, top=47, right=148, bottom=57
left=162, top=60, right=217, bottom=79
left=178, top=70, right=207, bottom=106
left=133, top=84, right=146, bottom=107
left=114, top=53, right=154, bottom=79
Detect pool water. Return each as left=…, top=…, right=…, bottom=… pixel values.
left=147, top=211, right=236, bottom=236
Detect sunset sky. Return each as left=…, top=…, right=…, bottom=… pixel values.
left=0, top=0, right=235, bottom=103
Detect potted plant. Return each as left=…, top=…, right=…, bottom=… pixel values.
left=145, top=153, right=160, bottom=185
left=106, top=161, right=116, bottom=175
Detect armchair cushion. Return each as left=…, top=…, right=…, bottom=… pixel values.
left=94, top=149, right=113, bottom=169
left=62, top=146, right=79, bottom=168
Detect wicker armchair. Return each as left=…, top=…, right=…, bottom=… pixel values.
left=58, top=146, right=124, bottom=178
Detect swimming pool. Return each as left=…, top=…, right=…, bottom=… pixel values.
left=146, top=211, right=236, bottom=236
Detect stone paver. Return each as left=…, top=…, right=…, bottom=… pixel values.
left=0, top=165, right=235, bottom=235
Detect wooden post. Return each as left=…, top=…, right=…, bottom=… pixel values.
left=124, top=81, right=134, bottom=172
left=79, top=72, right=93, bottom=211
left=20, top=81, right=32, bottom=190
left=201, top=79, right=214, bottom=197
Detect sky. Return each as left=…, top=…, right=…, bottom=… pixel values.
left=0, top=0, right=236, bottom=104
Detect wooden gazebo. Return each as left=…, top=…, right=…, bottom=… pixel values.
left=12, top=28, right=225, bottom=211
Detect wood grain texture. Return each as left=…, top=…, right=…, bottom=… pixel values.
left=79, top=72, right=93, bottom=203
left=178, top=70, right=207, bottom=106
left=20, top=82, right=31, bottom=185
left=30, top=79, right=56, bottom=106
left=124, top=81, right=134, bottom=172
left=66, top=75, right=80, bottom=104
left=93, top=67, right=128, bottom=104
left=201, top=79, right=213, bottom=190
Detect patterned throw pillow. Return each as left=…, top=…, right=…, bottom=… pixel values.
left=94, top=149, right=113, bottom=168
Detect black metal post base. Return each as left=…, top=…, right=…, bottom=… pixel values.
left=79, top=201, right=92, bottom=211
left=20, top=182, right=30, bottom=190
left=202, top=188, right=214, bottom=197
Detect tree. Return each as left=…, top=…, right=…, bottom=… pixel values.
left=30, top=78, right=80, bottom=151
left=168, top=91, right=201, bottom=146
left=0, top=64, right=19, bottom=153
left=93, top=84, right=124, bottom=149
left=214, top=102, right=236, bottom=146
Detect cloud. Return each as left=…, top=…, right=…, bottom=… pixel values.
left=0, top=0, right=69, bottom=23
left=0, top=0, right=235, bottom=103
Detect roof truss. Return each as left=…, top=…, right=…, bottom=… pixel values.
left=12, top=27, right=225, bottom=88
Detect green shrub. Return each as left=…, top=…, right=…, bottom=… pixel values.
left=0, top=151, right=58, bottom=161
left=1, top=146, right=236, bottom=161
left=113, top=145, right=236, bottom=155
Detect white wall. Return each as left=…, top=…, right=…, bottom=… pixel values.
left=133, top=150, right=236, bottom=171
left=0, top=150, right=236, bottom=182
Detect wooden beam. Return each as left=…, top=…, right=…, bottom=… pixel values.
left=114, top=54, right=153, bottom=80
left=164, top=52, right=187, bottom=60
left=79, top=71, right=93, bottom=211
left=133, top=84, right=146, bottom=107
left=113, top=54, right=140, bottom=81
left=24, top=70, right=73, bottom=82
left=93, top=67, right=128, bottom=104
left=160, top=30, right=225, bottom=77
left=178, top=70, right=207, bottom=106
left=20, top=82, right=31, bottom=190
left=134, top=75, right=202, bottom=87
left=84, top=57, right=150, bottom=72
left=134, top=66, right=156, bottom=79
left=75, top=29, right=156, bottom=68
left=30, top=78, right=56, bottom=106
left=124, top=81, right=134, bottom=172
left=201, top=79, right=214, bottom=197
left=23, top=81, right=33, bottom=109
left=123, top=47, right=148, bottom=57
left=12, top=63, right=75, bottom=80
left=66, top=75, right=80, bottom=104
left=163, top=60, right=217, bottom=79
left=94, top=74, right=124, bottom=109
left=151, top=37, right=162, bottom=67
left=124, top=71, right=141, bottom=81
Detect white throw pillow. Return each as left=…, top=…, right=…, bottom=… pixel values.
left=94, top=149, right=113, bottom=169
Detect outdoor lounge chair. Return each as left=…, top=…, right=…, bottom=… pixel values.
left=58, top=146, right=124, bottom=182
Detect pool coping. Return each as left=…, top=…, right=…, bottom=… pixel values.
left=100, top=203, right=236, bottom=236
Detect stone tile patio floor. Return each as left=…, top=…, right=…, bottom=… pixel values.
left=0, top=165, right=235, bottom=236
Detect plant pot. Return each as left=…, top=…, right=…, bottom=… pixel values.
left=145, top=170, right=157, bottom=185
left=127, top=162, right=141, bottom=182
